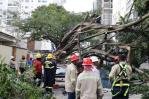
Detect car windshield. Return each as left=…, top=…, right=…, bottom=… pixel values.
left=56, top=67, right=66, bottom=74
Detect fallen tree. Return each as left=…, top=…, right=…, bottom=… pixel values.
left=55, top=12, right=149, bottom=59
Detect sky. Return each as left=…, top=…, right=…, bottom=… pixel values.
left=63, top=0, right=94, bottom=13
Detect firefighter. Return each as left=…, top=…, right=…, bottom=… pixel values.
left=76, top=58, right=103, bottom=99
left=109, top=53, right=132, bottom=99
left=65, top=54, right=79, bottom=99
left=33, top=53, right=42, bottom=86
left=43, top=53, right=57, bottom=94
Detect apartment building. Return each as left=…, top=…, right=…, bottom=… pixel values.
left=93, top=0, right=113, bottom=25
left=101, top=0, right=113, bottom=25
left=0, top=0, right=20, bottom=36
left=20, top=0, right=65, bottom=19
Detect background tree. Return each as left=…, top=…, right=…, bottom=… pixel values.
left=117, top=0, right=149, bottom=67
left=14, top=4, right=83, bottom=46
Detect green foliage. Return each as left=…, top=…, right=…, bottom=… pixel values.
left=130, top=71, right=149, bottom=99
left=142, top=92, right=149, bottom=99
left=0, top=59, right=50, bottom=99
left=130, top=84, right=149, bottom=99
left=117, top=0, right=149, bottom=66
left=130, top=84, right=149, bottom=94
left=15, top=4, right=82, bottom=45
left=134, top=0, right=149, bottom=16
left=118, top=0, right=149, bottom=66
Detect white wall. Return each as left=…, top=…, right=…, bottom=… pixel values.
left=34, top=40, right=56, bottom=51
left=0, top=45, right=12, bottom=64
left=0, top=44, right=28, bottom=64
left=17, top=39, right=27, bottom=49
left=16, top=48, right=28, bottom=61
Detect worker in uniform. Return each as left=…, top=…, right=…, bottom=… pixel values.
left=43, top=53, right=57, bottom=94
left=65, top=54, right=79, bottom=99
left=109, top=53, right=132, bottom=99
left=33, top=53, right=42, bottom=86
left=76, top=58, right=103, bottom=99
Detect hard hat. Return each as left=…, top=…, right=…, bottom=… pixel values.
left=36, top=53, right=41, bottom=58
left=47, top=53, right=53, bottom=59
left=82, top=58, right=93, bottom=66
left=70, top=54, right=79, bottom=62
left=90, top=56, right=99, bottom=62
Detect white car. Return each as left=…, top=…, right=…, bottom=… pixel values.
left=55, top=67, right=65, bottom=82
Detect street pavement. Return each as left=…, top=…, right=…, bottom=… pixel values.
left=53, top=88, right=142, bottom=99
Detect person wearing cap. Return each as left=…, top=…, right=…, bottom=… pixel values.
left=9, top=56, right=17, bottom=71
left=90, top=56, right=100, bottom=74
left=43, top=53, right=57, bottom=94
left=65, top=54, right=79, bottom=99
left=76, top=58, right=103, bottom=99
left=109, top=53, right=132, bottom=99
left=33, top=53, right=42, bottom=86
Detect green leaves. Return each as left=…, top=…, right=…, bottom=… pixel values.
left=16, top=4, right=82, bottom=46
left=0, top=59, right=46, bottom=98
left=134, top=0, right=149, bottom=16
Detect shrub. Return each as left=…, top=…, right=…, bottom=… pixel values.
left=0, top=59, right=48, bottom=98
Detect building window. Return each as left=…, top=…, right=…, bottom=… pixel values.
left=8, top=3, right=17, bottom=6
left=104, top=2, right=112, bottom=8
left=6, top=20, right=12, bottom=25
left=104, top=0, right=110, bottom=2
left=43, top=0, right=47, bottom=2
left=0, top=2, right=3, bottom=5
left=104, top=2, right=110, bottom=8
left=25, top=6, right=29, bottom=9
left=25, top=0, right=29, bottom=2
left=38, top=0, right=41, bottom=2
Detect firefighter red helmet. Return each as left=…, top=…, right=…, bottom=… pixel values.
left=70, top=54, right=79, bottom=62
left=82, top=58, right=93, bottom=66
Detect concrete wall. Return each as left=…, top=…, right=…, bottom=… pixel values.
left=0, top=45, right=28, bottom=64
left=15, top=48, right=28, bottom=61
left=0, top=45, right=12, bottom=64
